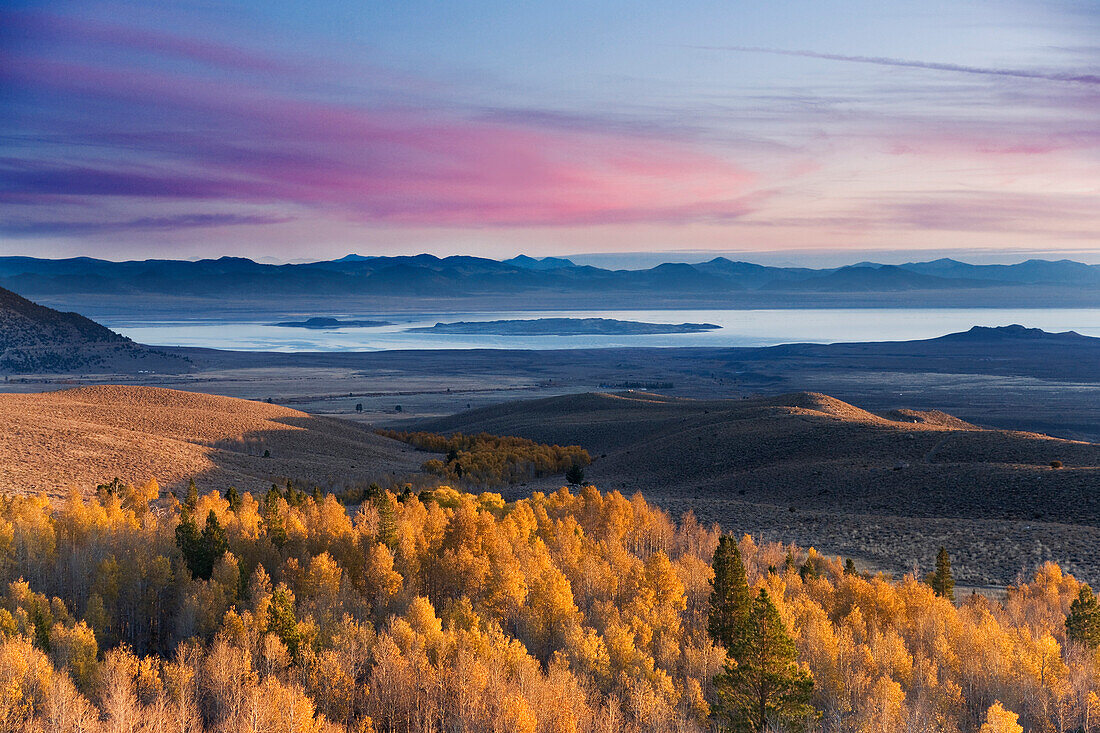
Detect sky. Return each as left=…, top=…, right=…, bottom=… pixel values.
left=0, top=0, right=1098, bottom=264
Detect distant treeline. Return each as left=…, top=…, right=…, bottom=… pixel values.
left=376, top=429, right=591, bottom=487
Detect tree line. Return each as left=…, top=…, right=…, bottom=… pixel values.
left=0, top=481, right=1098, bottom=732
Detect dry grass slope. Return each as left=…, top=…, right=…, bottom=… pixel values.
left=416, top=391, right=1100, bottom=584
left=0, top=385, right=425, bottom=496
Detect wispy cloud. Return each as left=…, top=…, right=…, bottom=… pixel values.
left=2, top=3, right=1098, bottom=257
left=0, top=213, right=294, bottom=237
left=695, top=46, right=1100, bottom=86
left=0, top=9, right=294, bottom=74
left=0, top=13, right=758, bottom=228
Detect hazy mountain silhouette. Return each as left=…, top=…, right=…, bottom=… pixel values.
left=762, top=264, right=999, bottom=291
left=0, top=254, right=1096, bottom=306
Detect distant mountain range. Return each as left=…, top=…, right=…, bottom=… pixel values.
left=0, top=254, right=1096, bottom=310
left=0, top=286, right=188, bottom=373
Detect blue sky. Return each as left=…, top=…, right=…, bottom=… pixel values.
left=0, top=0, right=1097, bottom=262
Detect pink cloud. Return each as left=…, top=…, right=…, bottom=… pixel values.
left=1, top=37, right=758, bottom=227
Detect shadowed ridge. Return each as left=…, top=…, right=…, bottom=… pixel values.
left=0, top=286, right=190, bottom=374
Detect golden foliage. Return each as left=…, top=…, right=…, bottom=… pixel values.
left=0, top=484, right=1096, bottom=732
left=378, top=429, right=591, bottom=487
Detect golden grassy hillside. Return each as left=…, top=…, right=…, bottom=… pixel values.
left=0, top=385, right=425, bottom=496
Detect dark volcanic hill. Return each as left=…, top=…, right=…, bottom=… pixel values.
left=736, top=324, right=1100, bottom=381
left=0, top=286, right=188, bottom=373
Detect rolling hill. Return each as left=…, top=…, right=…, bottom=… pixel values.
left=0, top=285, right=188, bottom=373
left=414, top=390, right=1100, bottom=585
left=0, top=386, right=428, bottom=496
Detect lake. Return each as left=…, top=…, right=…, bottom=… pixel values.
left=106, top=308, right=1100, bottom=352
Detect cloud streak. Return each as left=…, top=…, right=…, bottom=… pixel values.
left=0, top=213, right=294, bottom=237
left=2, top=4, right=1098, bottom=257
left=697, top=46, right=1100, bottom=86
left=0, top=13, right=759, bottom=228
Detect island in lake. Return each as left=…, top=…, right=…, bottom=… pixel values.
left=406, top=317, right=721, bottom=335
left=273, top=317, right=393, bottom=329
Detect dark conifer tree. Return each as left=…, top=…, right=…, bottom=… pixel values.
left=708, top=536, right=752, bottom=651
left=929, top=547, right=955, bottom=602
left=185, top=478, right=198, bottom=511
left=1066, top=584, right=1100, bottom=649
left=267, top=583, right=302, bottom=658
left=262, top=485, right=288, bottom=548
left=174, top=510, right=202, bottom=578
left=199, top=510, right=228, bottom=579
left=713, top=589, right=816, bottom=733
left=224, top=485, right=241, bottom=512
left=376, top=493, right=398, bottom=549
left=798, top=558, right=819, bottom=582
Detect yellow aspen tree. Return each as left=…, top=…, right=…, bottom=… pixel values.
left=980, top=700, right=1023, bottom=733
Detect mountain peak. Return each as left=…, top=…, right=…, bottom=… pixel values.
left=503, top=255, right=577, bottom=270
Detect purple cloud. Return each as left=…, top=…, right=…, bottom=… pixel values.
left=0, top=213, right=294, bottom=236
left=0, top=21, right=759, bottom=228
left=1, top=9, right=293, bottom=74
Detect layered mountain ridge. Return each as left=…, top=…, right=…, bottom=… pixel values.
left=0, top=254, right=1096, bottom=304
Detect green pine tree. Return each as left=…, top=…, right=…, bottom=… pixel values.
left=263, top=487, right=288, bottom=548
left=565, top=463, right=585, bottom=486
left=376, top=492, right=398, bottom=549
left=177, top=510, right=228, bottom=580
left=267, top=583, right=302, bottom=658
left=713, top=589, right=817, bottom=733
left=708, top=536, right=752, bottom=650
left=185, top=478, right=198, bottom=511
left=798, top=558, right=819, bottom=582
left=199, top=510, right=228, bottom=579
left=224, top=485, right=241, bottom=512
left=175, top=510, right=202, bottom=578
left=929, top=547, right=955, bottom=602
left=1066, top=584, right=1100, bottom=649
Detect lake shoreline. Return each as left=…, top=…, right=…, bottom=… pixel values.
left=102, top=307, right=1100, bottom=352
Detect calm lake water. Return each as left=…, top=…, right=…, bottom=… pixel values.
left=106, top=308, right=1100, bottom=352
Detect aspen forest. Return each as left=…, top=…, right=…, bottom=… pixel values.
left=1, top=482, right=1099, bottom=733
left=374, top=430, right=592, bottom=488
